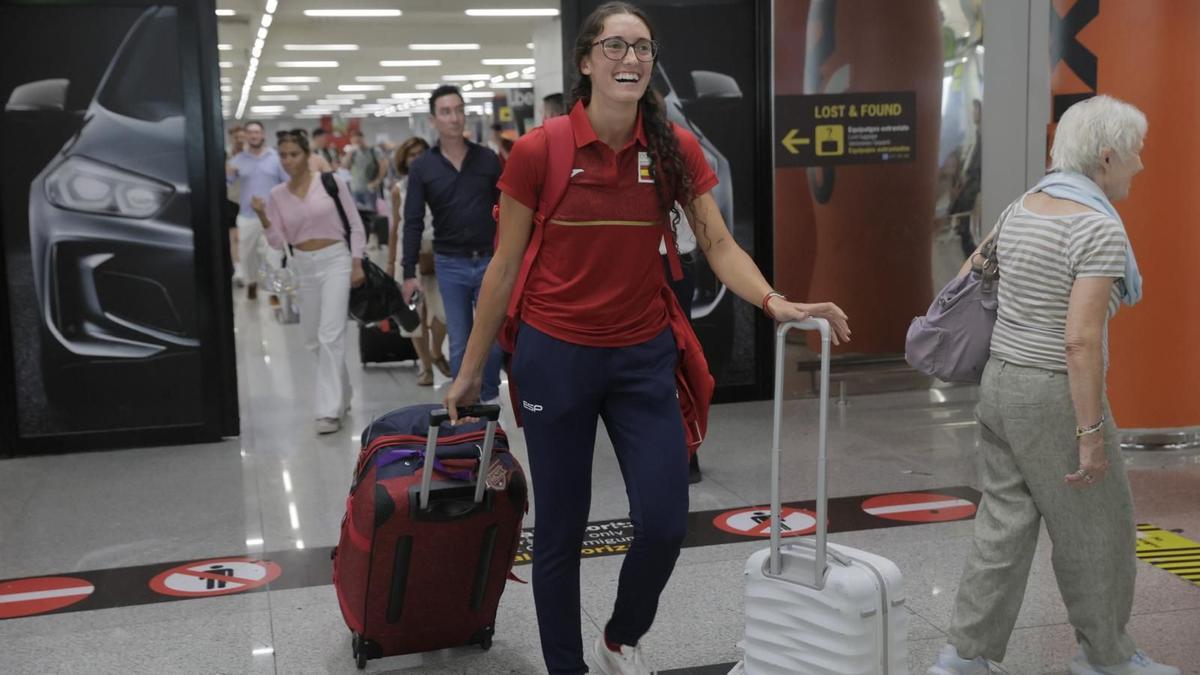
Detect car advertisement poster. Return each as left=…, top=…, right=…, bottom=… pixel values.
left=1, top=3, right=230, bottom=449
left=564, top=0, right=769, bottom=397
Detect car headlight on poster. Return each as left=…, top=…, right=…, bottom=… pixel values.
left=44, top=156, right=174, bottom=218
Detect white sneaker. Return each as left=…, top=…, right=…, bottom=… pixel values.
left=316, top=417, right=341, bottom=435
left=928, top=643, right=999, bottom=675
left=1070, top=648, right=1180, bottom=675
left=591, top=636, right=650, bottom=675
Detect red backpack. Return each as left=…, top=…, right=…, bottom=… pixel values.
left=495, top=116, right=714, bottom=456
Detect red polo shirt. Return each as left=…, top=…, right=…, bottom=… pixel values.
left=497, top=102, right=718, bottom=348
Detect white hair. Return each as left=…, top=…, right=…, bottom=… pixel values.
left=1050, top=95, right=1147, bottom=177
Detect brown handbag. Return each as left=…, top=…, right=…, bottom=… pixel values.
left=418, top=250, right=435, bottom=276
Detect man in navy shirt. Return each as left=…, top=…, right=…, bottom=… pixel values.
left=401, top=86, right=503, bottom=403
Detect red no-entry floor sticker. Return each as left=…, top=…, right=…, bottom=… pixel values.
left=712, top=506, right=818, bottom=538
left=149, top=558, right=282, bottom=598
left=861, top=492, right=977, bottom=523
left=0, top=576, right=94, bottom=619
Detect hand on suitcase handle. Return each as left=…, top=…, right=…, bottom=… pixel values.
left=430, top=405, right=501, bottom=427
left=772, top=301, right=851, bottom=345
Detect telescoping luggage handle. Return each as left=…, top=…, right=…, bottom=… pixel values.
left=769, top=319, right=834, bottom=585
left=420, top=405, right=502, bottom=510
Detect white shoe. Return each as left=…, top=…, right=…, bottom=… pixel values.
left=928, top=643, right=1000, bottom=675
left=591, top=636, right=650, bottom=675
left=1070, top=648, right=1180, bottom=675
left=316, top=417, right=341, bottom=435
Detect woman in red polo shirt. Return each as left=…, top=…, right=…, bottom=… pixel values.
left=446, top=3, right=851, bottom=674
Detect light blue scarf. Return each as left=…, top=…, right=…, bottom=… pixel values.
left=1030, top=171, right=1142, bottom=306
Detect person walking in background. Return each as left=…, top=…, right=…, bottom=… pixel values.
left=226, top=120, right=287, bottom=301
left=400, top=85, right=504, bottom=405
left=927, top=96, right=1177, bottom=675
left=388, top=137, right=451, bottom=387
left=252, top=129, right=365, bottom=435
left=342, top=128, right=386, bottom=214
left=225, top=124, right=246, bottom=286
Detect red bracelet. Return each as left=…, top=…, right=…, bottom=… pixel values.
left=762, top=291, right=786, bottom=320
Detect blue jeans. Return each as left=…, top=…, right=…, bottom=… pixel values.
left=434, top=252, right=502, bottom=402
left=513, top=323, right=689, bottom=674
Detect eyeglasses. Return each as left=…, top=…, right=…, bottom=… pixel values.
left=591, top=36, right=658, bottom=62
left=275, top=128, right=307, bottom=139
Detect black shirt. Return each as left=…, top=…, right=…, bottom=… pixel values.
left=402, top=140, right=501, bottom=279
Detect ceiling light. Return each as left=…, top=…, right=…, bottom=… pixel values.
left=258, top=95, right=299, bottom=101
left=218, top=44, right=233, bottom=51
left=505, top=71, right=519, bottom=79
left=408, top=43, right=480, bottom=51
left=325, top=93, right=367, bottom=100
left=261, top=84, right=310, bottom=91
left=265, top=0, right=278, bottom=13
left=462, top=91, right=495, bottom=99
left=482, top=58, right=535, bottom=66
left=355, top=76, right=408, bottom=83
left=276, top=61, right=339, bottom=68
left=215, top=9, right=235, bottom=16
left=260, top=14, right=272, bottom=28
left=219, top=62, right=234, bottom=68
left=473, top=80, right=487, bottom=88
left=315, top=99, right=352, bottom=105
left=390, top=93, right=429, bottom=99
left=304, top=9, right=402, bottom=17
left=251, top=45, right=263, bottom=58
left=414, top=83, right=441, bottom=90
left=465, top=9, right=559, bottom=17
left=254, top=37, right=265, bottom=49
left=220, top=77, right=231, bottom=83
left=267, top=76, right=320, bottom=83
left=490, top=82, right=533, bottom=89
left=251, top=105, right=286, bottom=113
left=221, top=85, right=232, bottom=92
left=462, top=84, right=474, bottom=92
left=521, top=73, right=535, bottom=80
left=442, top=74, right=491, bottom=81
left=257, top=27, right=268, bottom=40
left=284, top=44, right=359, bottom=51
left=490, top=75, right=504, bottom=83
left=338, top=84, right=384, bottom=91
left=522, top=66, right=536, bottom=74
left=379, top=60, right=441, bottom=67
left=527, top=42, right=534, bottom=49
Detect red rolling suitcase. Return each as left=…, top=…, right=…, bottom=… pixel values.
left=332, top=404, right=528, bottom=669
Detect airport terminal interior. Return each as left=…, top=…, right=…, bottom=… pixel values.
left=1, top=1, right=1198, bottom=674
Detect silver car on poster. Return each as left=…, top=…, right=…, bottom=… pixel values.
left=4, top=6, right=196, bottom=400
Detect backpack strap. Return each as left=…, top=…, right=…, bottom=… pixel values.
left=321, top=172, right=354, bottom=255
left=504, top=115, right=575, bottom=322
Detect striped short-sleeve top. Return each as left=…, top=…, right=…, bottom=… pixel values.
left=989, top=196, right=1127, bottom=372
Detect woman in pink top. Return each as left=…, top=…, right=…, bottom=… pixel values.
left=252, top=129, right=366, bottom=435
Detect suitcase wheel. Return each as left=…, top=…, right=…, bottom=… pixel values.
left=473, top=626, right=494, bottom=651
left=351, top=633, right=367, bottom=670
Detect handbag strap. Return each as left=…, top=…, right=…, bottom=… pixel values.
left=320, top=172, right=356, bottom=257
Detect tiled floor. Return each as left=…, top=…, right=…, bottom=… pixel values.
left=1, top=293, right=1198, bottom=674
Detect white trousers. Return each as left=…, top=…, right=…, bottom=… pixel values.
left=291, top=245, right=352, bottom=419
left=236, top=214, right=282, bottom=285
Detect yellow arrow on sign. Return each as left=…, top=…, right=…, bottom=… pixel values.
left=781, top=128, right=811, bottom=154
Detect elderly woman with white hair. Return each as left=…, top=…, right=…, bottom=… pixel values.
left=928, top=96, right=1178, bottom=675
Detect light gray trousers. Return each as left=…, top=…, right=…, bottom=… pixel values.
left=948, top=358, right=1138, bottom=666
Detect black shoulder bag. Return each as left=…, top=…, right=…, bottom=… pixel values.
left=320, top=172, right=418, bottom=330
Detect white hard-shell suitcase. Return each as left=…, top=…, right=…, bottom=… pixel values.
left=737, top=319, right=908, bottom=675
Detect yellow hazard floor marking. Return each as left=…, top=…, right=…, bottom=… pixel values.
left=1136, top=524, right=1200, bottom=588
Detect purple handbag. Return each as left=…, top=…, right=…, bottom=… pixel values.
left=905, top=217, right=1003, bottom=383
